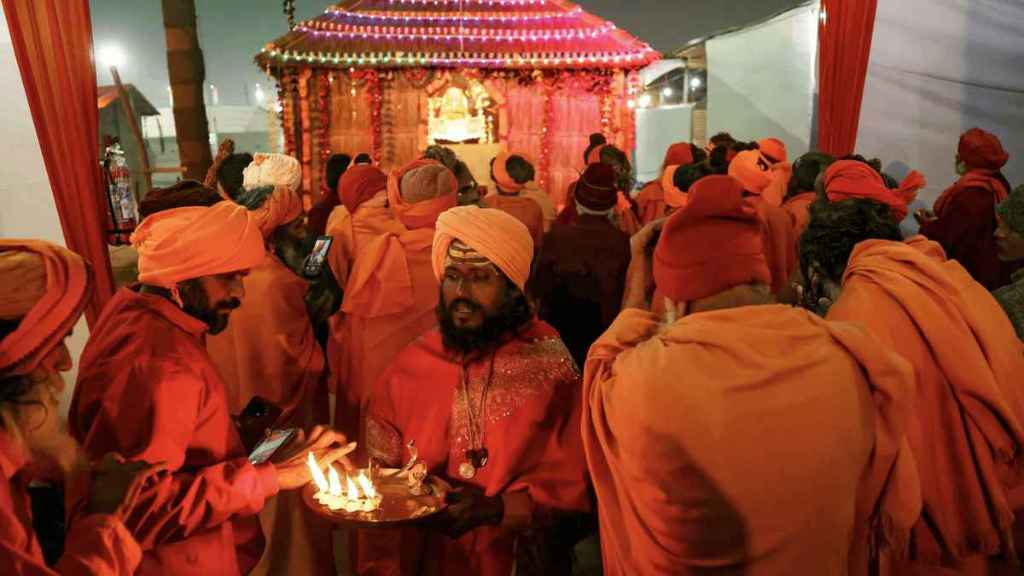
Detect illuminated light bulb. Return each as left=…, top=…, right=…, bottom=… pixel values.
left=308, top=452, right=329, bottom=493
left=626, top=99, right=636, bottom=109
left=637, top=94, right=652, bottom=108
left=662, top=87, right=674, bottom=98
left=690, top=77, right=702, bottom=89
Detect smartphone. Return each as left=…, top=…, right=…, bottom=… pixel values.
left=249, top=428, right=299, bottom=464
left=303, top=235, right=334, bottom=278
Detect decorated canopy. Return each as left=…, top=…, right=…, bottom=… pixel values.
left=257, top=1, right=659, bottom=207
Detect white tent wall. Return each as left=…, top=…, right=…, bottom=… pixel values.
left=635, top=104, right=694, bottom=184
left=706, top=2, right=820, bottom=156
left=856, top=0, right=1024, bottom=221
left=0, top=6, right=90, bottom=418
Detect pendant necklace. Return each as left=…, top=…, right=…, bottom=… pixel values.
left=458, top=351, right=496, bottom=480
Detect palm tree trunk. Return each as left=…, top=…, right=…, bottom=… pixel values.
left=161, top=0, right=211, bottom=182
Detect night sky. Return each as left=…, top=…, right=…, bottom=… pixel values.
left=90, top=0, right=801, bottom=108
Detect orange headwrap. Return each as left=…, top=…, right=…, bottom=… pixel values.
left=387, top=159, right=458, bottom=230
left=729, top=150, right=786, bottom=206
left=662, top=142, right=695, bottom=169
left=0, top=240, right=91, bottom=375
left=339, top=164, right=388, bottom=214
left=758, top=138, right=788, bottom=164
left=492, top=152, right=525, bottom=193
left=433, top=206, right=534, bottom=292
left=131, top=203, right=265, bottom=296
left=958, top=128, right=1009, bottom=171
left=661, top=165, right=688, bottom=209
left=587, top=144, right=609, bottom=165
left=824, top=160, right=922, bottom=222
left=248, top=185, right=303, bottom=238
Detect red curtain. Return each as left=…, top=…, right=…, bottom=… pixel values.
left=817, top=0, right=879, bottom=157
left=2, top=0, right=115, bottom=325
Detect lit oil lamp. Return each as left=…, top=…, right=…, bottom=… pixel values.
left=307, top=452, right=382, bottom=513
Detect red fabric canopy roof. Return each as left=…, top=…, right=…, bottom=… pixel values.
left=257, top=0, right=659, bottom=70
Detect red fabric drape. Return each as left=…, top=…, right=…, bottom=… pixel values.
left=2, top=0, right=115, bottom=325
left=817, top=0, right=879, bottom=157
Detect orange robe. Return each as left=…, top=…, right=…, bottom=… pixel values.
left=70, top=288, right=279, bottom=576
left=205, top=253, right=332, bottom=576
left=324, top=198, right=405, bottom=440
left=482, top=193, right=545, bottom=251
left=1, top=434, right=142, bottom=575
left=827, top=238, right=1024, bottom=572
left=331, top=204, right=442, bottom=449
left=635, top=181, right=669, bottom=225
left=521, top=183, right=556, bottom=233
left=582, top=305, right=918, bottom=576
left=752, top=197, right=797, bottom=299
left=364, top=320, right=590, bottom=576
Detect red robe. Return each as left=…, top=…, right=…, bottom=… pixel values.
left=1, top=434, right=142, bottom=575
left=69, top=288, right=279, bottom=576
left=363, top=320, right=590, bottom=576
left=920, top=171, right=1019, bottom=289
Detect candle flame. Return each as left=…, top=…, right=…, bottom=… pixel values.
left=307, top=452, right=329, bottom=493
left=356, top=471, right=377, bottom=498
left=328, top=466, right=342, bottom=496
left=346, top=475, right=361, bottom=500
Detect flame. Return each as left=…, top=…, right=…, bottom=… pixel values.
left=307, top=452, right=328, bottom=493
left=328, top=466, right=342, bottom=496
left=346, top=475, right=361, bottom=500
left=356, top=471, right=377, bottom=498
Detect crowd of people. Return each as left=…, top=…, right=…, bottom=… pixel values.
left=1, top=123, right=1023, bottom=576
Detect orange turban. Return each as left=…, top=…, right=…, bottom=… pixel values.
left=0, top=240, right=90, bottom=375
left=654, top=176, right=770, bottom=303
left=432, top=206, right=533, bottom=292
left=661, top=165, right=688, bottom=209
left=662, top=142, right=695, bottom=168
left=758, top=138, right=788, bottom=164
left=729, top=150, right=786, bottom=206
left=823, top=160, right=922, bottom=221
left=131, top=202, right=265, bottom=293
left=492, top=152, right=525, bottom=193
left=387, top=159, right=458, bottom=230
left=958, top=128, right=1009, bottom=171
left=247, top=184, right=303, bottom=238
left=339, top=165, right=388, bottom=214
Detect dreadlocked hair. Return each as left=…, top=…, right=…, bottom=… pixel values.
left=0, top=318, right=37, bottom=418
left=789, top=152, right=835, bottom=197
left=673, top=162, right=714, bottom=191
left=216, top=153, right=254, bottom=199
left=707, top=140, right=759, bottom=175
left=798, top=197, right=903, bottom=284
left=139, top=180, right=223, bottom=219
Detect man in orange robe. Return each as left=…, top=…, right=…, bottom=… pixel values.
left=483, top=152, right=545, bottom=251
left=582, top=175, right=918, bottom=575
left=333, top=160, right=457, bottom=448
left=69, top=201, right=354, bottom=576
left=362, top=206, right=590, bottom=575
left=0, top=240, right=165, bottom=575
left=728, top=150, right=797, bottom=298
left=205, top=154, right=337, bottom=575
left=635, top=141, right=704, bottom=224
left=800, top=195, right=1024, bottom=574
left=918, top=128, right=1019, bottom=289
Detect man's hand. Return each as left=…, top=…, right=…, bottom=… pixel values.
left=433, top=483, right=504, bottom=540
left=272, top=426, right=356, bottom=490
left=87, top=453, right=167, bottom=519
left=629, top=218, right=666, bottom=257
left=622, top=219, right=666, bottom=310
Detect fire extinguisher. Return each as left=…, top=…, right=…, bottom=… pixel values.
left=102, top=142, right=138, bottom=245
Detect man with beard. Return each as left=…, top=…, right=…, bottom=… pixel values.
left=205, top=154, right=338, bottom=576
left=69, top=200, right=355, bottom=576
left=0, top=239, right=162, bottom=575
left=361, top=206, right=590, bottom=576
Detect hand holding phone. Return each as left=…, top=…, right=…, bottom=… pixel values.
left=303, top=235, right=334, bottom=278
left=249, top=428, right=300, bottom=464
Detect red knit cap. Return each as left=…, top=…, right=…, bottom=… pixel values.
left=574, top=162, right=619, bottom=212
left=653, top=175, right=771, bottom=303
left=958, top=128, right=1009, bottom=171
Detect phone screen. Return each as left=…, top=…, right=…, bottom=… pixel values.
left=249, top=428, right=298, bottom=464
left=303, top=235, right=334, bottom=278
